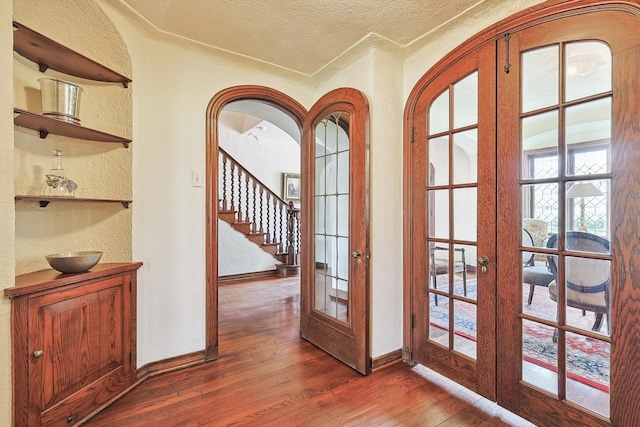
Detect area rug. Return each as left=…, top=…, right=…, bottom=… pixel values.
left=429, top=280, right=610, bottom=392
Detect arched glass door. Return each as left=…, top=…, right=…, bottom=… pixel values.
left=300, top=88, right=370, bottom=375
left=410, top=45, right=497, bottom=399
left=407, top=3, right=640, bottom=426
left=494, top=11, right=640, bottom=425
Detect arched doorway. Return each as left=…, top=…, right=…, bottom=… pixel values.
left=205, top=86, right=307, bottom=360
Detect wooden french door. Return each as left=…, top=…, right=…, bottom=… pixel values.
left=407, top=2, right=640, bottom=425
left=496, top=9, right=640, bottom=426
left=300, top=88, right=370, bottom=375
left=409, top=43, right=497, bottom=398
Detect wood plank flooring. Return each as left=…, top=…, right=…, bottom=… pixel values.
left=86, top=276, right=535, bottom=426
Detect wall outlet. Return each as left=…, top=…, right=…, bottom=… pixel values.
left=192, top=171, right=203, bottom=187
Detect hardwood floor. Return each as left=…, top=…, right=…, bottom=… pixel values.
left=86, top=276, right=534, bottom=426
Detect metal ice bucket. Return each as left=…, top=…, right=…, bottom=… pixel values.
left=39, top=78, right=83, bottom=124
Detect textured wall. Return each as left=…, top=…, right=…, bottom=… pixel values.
left=316, top=46, right=408, bottom=357
left=98, top=0, right=315, bottom=366
left=12, top=0, right=133, bottom=274
left=3, top=2, right=132, bottom=424
left=0, top=0, right=14, bottom=424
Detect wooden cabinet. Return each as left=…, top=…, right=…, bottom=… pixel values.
left=5, top=263, right=142, bottom=427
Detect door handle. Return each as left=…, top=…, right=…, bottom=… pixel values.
left=477, top=256, right=489, bottom=273
left=352, top=250, right=362, bottom=258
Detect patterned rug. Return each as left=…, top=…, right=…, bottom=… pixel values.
left=429, top=280, right=610, bottom=392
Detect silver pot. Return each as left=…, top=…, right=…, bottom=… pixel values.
left=39, top=78, right=83, bottom=124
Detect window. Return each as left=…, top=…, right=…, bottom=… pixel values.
left=525, top=142, right=610, bottom=237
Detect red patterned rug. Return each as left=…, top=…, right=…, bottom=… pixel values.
left=429, top=280, right=610, bottom=392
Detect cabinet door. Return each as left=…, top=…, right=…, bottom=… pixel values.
left=28, top=275, right=133, bottom=426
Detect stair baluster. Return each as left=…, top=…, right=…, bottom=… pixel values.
left=230, top=162, right=236, bottom=215
left=244, top=174, right=250, bottom=222
left=265, top=192, right=272, bottom=243
left=259, top=187, right=265, bottom=235
left=221, top=153, right=228, bottom=210
left=271, top=198, right=278, bottom=245
left=278, top=202, right=284, bottom=253
left=236, top=166, right=244, bottom=221
left=252, top=180, right=258, bottom=233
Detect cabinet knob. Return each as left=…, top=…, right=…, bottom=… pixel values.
left=33, top=350, right=44, bottom=359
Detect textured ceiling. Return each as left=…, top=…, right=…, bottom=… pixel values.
left=118, top=0, right=483, bottom=75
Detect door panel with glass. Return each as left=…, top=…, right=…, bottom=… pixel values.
left=411, top=45, right=497, bottom=398
left=407, top=3, right=640, bottom=426
left=497, top=10, right=640, bottom=426
left=300, top=88, right=369, bottom=375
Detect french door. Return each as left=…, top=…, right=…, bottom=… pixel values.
left=300, top=88, right=370, bottom=375
left=407, top=2, right=640, bottom=425
left=496, top=9, right=640, bottom=426
left=409, top=44, right=497, bottom=398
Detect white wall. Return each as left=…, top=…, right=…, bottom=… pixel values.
left=0, top=0, right=14, bottom=423
left=308, top=40, right=408, bottom=357
left=100, top=1, right=314, bottom=366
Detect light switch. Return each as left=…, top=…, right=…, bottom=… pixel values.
left=192, top=171, right=203, bottom=187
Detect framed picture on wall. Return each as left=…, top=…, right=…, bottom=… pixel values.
left=283, top=173, right=301, bottom=202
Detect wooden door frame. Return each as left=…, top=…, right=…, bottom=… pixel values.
left=205, top=86, right=307, bottom=360
left=404, top=0, right=640, bottom=424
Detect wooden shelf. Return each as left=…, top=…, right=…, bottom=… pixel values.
left=14, top=108, right=131, bottom=147
left=13, top=21, right=132, bottom=87
left=15, top=195, right=131, bottom=208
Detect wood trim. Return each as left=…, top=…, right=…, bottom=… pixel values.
left=5, top=262, right=143, bottom=298
left=136, top=350, right=207, bottom=380
left=79, top=351, right=209, bottom=424
left=205, top=86, right=307, bottom=363
left=371, top=349, right=403, bottom=371
left=218, top=269, right=278, bottom=284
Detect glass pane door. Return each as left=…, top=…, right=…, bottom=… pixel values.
left=301, top=88, right=369, bottom=375
left=314, top=113, right=350, bottom=322
left=519, top=40, right=612, bottom=417
left=427, top=72, right=479, bottom=360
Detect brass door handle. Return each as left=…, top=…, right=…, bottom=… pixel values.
left=477, top=256, right=489, bottom=273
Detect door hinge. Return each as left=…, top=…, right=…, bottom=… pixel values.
left=129, top=280, right=132, bottom=292
left=411, top=314, right=415, bottom=329
left=130, top=352, right=133, bottom=365
left=410, top=127, right=415, bottom=144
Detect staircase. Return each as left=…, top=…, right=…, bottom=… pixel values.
left=218, top=148, right=300, bottom=276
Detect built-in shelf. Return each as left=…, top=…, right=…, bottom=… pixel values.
left=13, top=21, right=132, bottom=88
left=13, top=108, right=131, bottom=147
left=15, top=195, right=131, bottom=208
